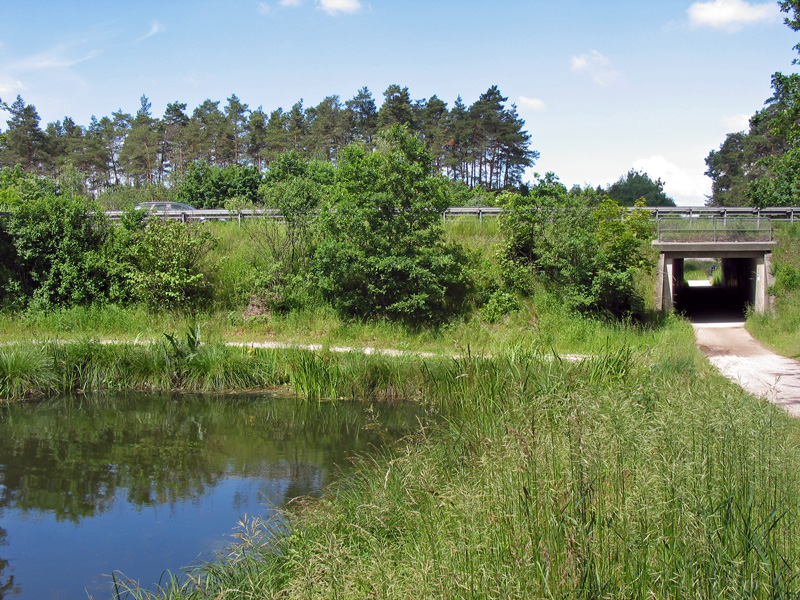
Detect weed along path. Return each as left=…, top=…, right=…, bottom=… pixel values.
left=694, top=322, right=800, bottom=416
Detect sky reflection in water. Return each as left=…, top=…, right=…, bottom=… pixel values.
left=0, top=392, right=424, bottom=599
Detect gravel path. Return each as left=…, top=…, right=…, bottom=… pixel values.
left=694, top=322, right=800, bottom=417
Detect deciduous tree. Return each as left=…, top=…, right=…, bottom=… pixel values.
left=313, top=125, right=471, bottom=325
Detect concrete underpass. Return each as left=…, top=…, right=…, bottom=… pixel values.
left=652, top=242, right=776, bottom=322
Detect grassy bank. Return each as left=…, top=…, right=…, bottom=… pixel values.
left=0, top=289, right=672, bottom=365
left=747, top=222, right=800, bottom=359
left=108, top=324, right=800, bottom=599
left=0, top=335, right=447, bottom=402
left=0, top=294, right=681, bottom=403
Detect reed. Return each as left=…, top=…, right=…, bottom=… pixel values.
left=0, top=343, right=57, bottom=399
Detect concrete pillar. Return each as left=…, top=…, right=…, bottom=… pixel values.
left=665, top=257, right=675, bottom=312
left=765, top=252, right=775, bottom=313
left=655, top=254, right=665, bottom=311
left=754, top=253, right=775, bottom=314
left=673, top=258, right=685, bottom=292
left=655, top=254, right=675, bottom=312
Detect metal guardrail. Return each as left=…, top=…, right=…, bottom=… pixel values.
left=634, top=206, right=800, bottom=220
left=102, top=208, right=282, bottom=224
left=100, top=206, right=800, bottom=223
left=656, top=216, right=774, bottom=242
left=443, top=206, right=800, bottom=222
left=3, top=206, right=800, bottom=223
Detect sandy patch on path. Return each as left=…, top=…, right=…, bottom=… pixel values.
left=694, top=322, right=800, bottom=417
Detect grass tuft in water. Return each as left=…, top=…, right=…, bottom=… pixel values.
left=0, top=344, right=57, bottom=400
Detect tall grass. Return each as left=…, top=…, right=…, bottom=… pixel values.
left=0, top=337, right=439, bottom=402
left=113, top=340, right=800, bottom=599
left=747, top=222, right=800, bottom=358
left=0, top=344, right=57, bottom=399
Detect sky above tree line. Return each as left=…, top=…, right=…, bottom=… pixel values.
left=0, top=0, right=797, bottom=205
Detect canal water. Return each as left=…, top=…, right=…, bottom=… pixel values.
left=0, top=392, right=426, bottom=599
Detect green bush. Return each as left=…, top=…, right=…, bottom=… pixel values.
left=4, top=189, right=111, bottom=309
left=111, top=217, right=217, bottom=310
left=313, top=125, right=472, bottom=326
left=175, top=161, right=263, bottom=208
left=774, top=263, right=800, bottom=291
left=480, top=289, right=519, bottom=323
left=246, top=152, right=333, bottom=313
left=500, top=176, right=653, bottom=319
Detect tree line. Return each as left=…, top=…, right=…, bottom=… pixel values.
left=705, top=0, right=800, bottom=207
left=0, top=84, right=536, bottom=196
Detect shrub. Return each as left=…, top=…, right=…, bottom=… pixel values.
left=246, top=152, right=333, bottom=312
left=4, top=188, right=111, bottom=309
left=112, top=217, right=217, bottom=310
left=480, top=289, right=519, bottom=323
left=774, top=263, right=800, bottom=291
left=313, top=125, right=472, bottom=326
left=175, top=161, right=263, bottom=208
left=500, top=175, right=653, bottom=319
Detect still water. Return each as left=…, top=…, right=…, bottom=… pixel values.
left=0, top=392, right=425, bottom=599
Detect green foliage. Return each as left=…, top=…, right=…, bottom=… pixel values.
left=175, top=161, right=263, bottom=208
left=747, top=144, right=800, bottom=207
left=603, top=168, right=676, bottom=207
left=705, top=113, right=782, bottom=208
left=3, top=188, right=111, bottom=309
left=111, top=218, right=217, bottom=309
left=479, top=289, right=519, bottom=322
left=95, top=183, right=177, bottom=211
left=245, top=152, right=334, bottom=312
left=313, top=125, right=472, bottom=326
left=500, top=174, right=653, bottom=319
left=0, top=165, right=60, bottom=208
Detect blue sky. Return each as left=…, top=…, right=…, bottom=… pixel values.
left=0, top=0, right=797, bottom=205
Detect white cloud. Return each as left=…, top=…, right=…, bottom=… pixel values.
left=0, top=78, right=26, bottom=96
left=0, top=42, right=96, bottom=106
left=280, top=0, right=303, bottom=5
left=632, top=155, right=712, bottom=206
left=14, top=47, right=100, bottom=71
left=135, top=21, right=164, bottom=43
left=316, top=0, right=361, bottom=15
left=517, top=96, right=546, bottom=111
left=721, top=113, right=751, bottom=131
left=570, top=50, right=622, bottom=87
left=687, top=0, right=780, bottom=32
left=257, top=2, right=273, bottom=15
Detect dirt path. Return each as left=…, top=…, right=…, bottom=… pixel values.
left=694, top=322, right=800, bottom=417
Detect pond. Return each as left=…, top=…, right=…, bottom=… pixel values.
left=0, top=392, right=427, bottom=599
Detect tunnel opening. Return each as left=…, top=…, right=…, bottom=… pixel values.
left=672, top=257, right=756, bottom=323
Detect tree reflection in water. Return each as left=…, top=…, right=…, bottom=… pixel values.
left=0, top=391, right=429, bottom=599
left=0, top=527, right=20, bottom=599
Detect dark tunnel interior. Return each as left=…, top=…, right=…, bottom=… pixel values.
left=673, top=257, right=755, bottom=323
